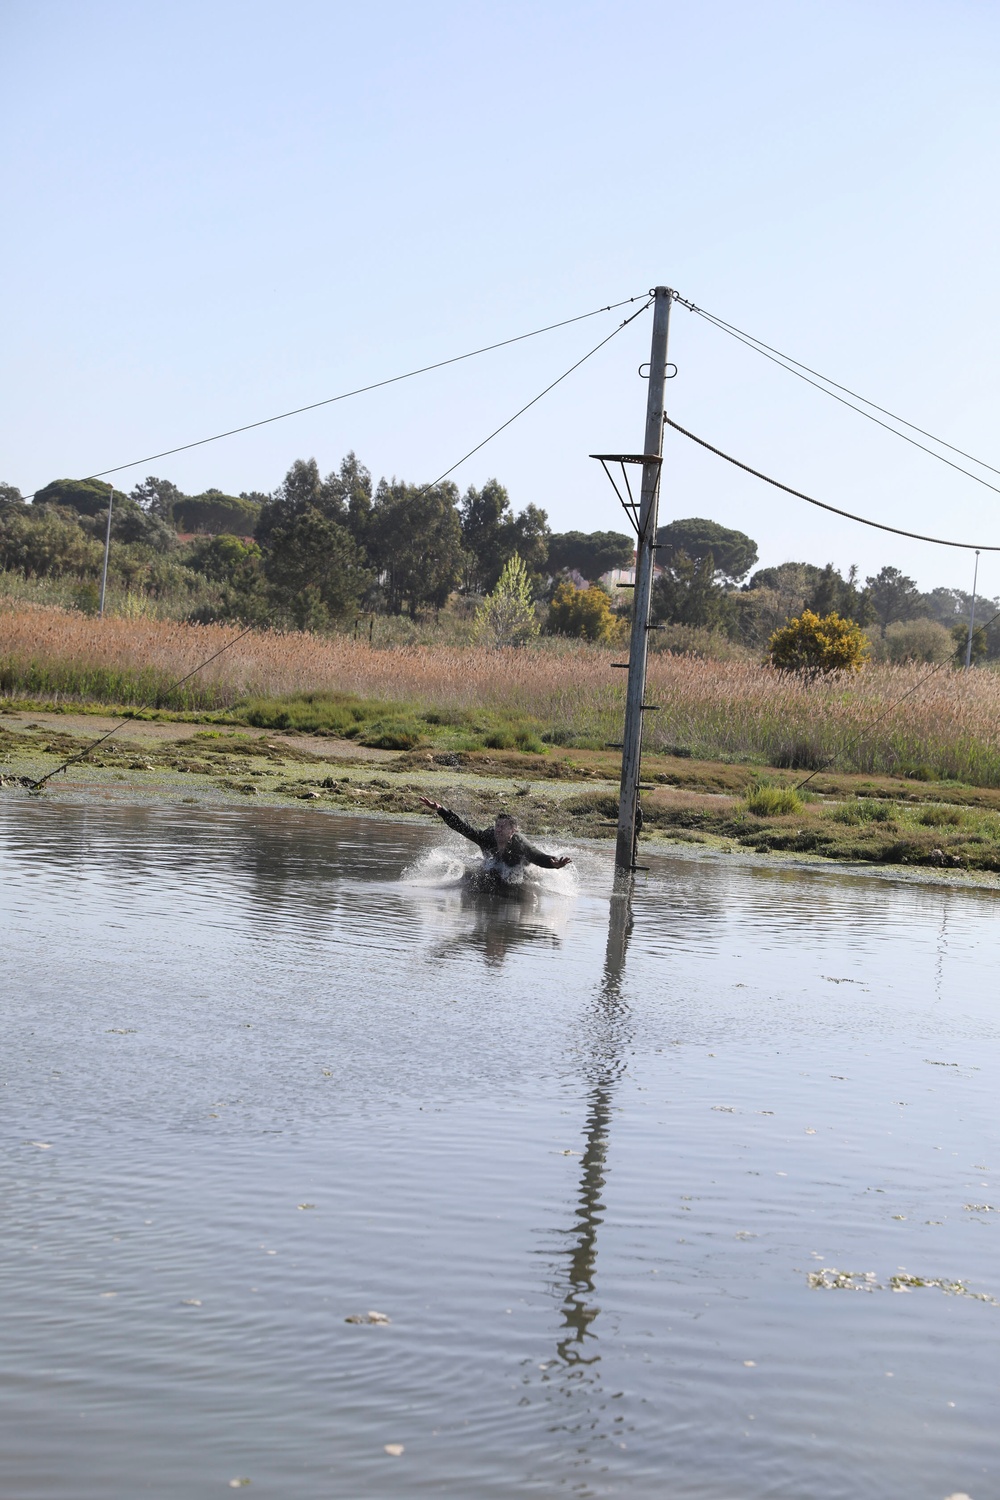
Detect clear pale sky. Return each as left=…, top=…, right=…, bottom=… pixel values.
left=2, top=0, right=998, bottom=591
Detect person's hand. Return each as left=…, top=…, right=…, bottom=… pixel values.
left=553, top=856, right=571, bottom=868
left=419, top=796, right=443, bottom=812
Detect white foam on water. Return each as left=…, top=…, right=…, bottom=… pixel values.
left=402, top=838, right=580, bottom=900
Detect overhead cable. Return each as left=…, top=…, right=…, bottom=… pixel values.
left=664, top=416, right=1000, bottom=552
left=674, top=296, right=1000, bottom=495
left=21, top=293, right=648, bottom=500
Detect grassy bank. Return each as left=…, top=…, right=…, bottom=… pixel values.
left=4, top=602, right=1000, bottom=785
left=4, top=712, right=1000, bottom=876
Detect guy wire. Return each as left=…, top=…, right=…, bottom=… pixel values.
left=28, top=623, right=256, bottom=790
left=20, top=293, right=648, bottom=500
left=24, top=300, right=654, bottom=790
left=674, top=296, right=1000, bottom=495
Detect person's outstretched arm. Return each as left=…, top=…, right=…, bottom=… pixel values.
left=419, top=797, right=491, bottom=851
left=520, top=840, right=571, bottom=870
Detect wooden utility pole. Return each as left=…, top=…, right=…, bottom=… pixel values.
left=614, top=287, right=672, bottom=872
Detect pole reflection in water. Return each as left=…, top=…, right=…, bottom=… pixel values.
left=548, top=877, right=634, bottom=1413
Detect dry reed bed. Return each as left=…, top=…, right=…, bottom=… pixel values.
left=3, top=604, right=999, bottom=783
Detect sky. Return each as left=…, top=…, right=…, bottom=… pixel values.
left=2, top=0, right=999, bottom=593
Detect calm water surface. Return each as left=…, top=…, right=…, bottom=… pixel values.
left=1, top=801, right=998, bottom=1499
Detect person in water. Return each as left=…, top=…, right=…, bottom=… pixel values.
left=420, top=798, right=571, bottom=877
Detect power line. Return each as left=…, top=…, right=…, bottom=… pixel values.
left=664, top=416, right=1000, bottom=552
left=21, top=293, right=648, bottom=500
left=674, top=295, right=1000, bottom=495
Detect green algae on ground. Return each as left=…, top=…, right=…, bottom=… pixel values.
left=5, top=709, right=1000, bottom=875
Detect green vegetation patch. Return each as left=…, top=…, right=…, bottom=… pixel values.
left=742, top=784, right=804, bottom=817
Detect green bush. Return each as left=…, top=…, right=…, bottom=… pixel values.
left=241, top=692, right=382, bottom=736
left=742, top=784, right=804, bottom=817
left=358, top=719, right=425, bottom=750
left=916, top=805, right=967, bottom=827
left=481, top=725, right=544, bottom=753
left=827, top=798, right=897, bottom=825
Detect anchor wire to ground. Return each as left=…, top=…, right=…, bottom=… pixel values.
left=23, top=300, right=654, bottom=790
left=27, top=623, right=257, bottom=790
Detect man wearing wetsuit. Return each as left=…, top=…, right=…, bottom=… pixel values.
left=419, top=798, right=571, bottom=875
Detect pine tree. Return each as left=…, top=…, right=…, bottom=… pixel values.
left=473, top=553, right=540, bottom=648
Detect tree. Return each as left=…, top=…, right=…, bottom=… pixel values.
left=460, top=480, right=550, bottom=594
left=369, top=479, right=466, bottom=616
left=506, top=502, right=549, bottom=582
left=257, top=459, right=333, bottom=546
left=0, top=508, right=103, bottom=577
left=264, top=506, right=370, bottom=630
left=733, top=561, right=826, bottom=649
left=748, top=560, right=824, bottom=596
left=656, top=517, right=758, bottom=583
left=951, top=622, right=988, bottom=665
left=880, top=618, right=954, bottom=664
left=547, top=530, right=634, bottom=582
left=0, top=482, right=24, bottom=510
left=185, top=533, right=263, bottom=584
left=651, top=550, right=729, bottom=630
left=130, top=476, right=185, bottom=523
left=174, top=489, right=261, bottom=536
left=807, top=563, right=871, bottom=623
left=473, top=553, right=540, bottom=648
left=768, top=610, right=869, bottom=675
left=34, top=477, right=116, bottom=517
left=324, top=452, right=373, bottom=546
left=547, top=580, right=623, bottom=642
left=108, top=497, right=177, bottom=552
left=864, top=565, right=921, bottom=636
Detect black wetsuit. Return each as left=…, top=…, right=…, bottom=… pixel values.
left=435, top=806, right=564, bottom=873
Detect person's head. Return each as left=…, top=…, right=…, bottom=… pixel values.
left=494, top=811, right=517, bottom=851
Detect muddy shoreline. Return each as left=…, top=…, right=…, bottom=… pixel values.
left=3, top=708, right=998, bottom=892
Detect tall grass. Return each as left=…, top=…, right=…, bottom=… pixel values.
left=3, top=602, right=1000, bottom=785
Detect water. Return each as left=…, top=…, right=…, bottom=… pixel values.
left=1, top=800, right=998, bottom=1499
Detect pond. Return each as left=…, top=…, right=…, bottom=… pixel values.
left=1, top=801, right=997, bottom=1498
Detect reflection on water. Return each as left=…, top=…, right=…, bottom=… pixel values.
left=400, top=846, right=575, bottom=967
left=1, top=799, right=999, bottom=1500
left=557, top=885, right=633, bottom=1369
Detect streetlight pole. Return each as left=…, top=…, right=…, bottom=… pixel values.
left=99, top=485, right=114, bottom=619
left=964, top=549, right=980, bottom=670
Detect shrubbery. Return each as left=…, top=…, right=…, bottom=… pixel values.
left=547, top=580, right=623, bottom=643
left=768, top=610, right=869, bottom=675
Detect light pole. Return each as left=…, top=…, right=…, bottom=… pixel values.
left=99, top=485, right=114, bottom=619
left=964, top=549, right=980, bottom=670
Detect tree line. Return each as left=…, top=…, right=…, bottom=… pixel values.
left=0, top=464, right=993, bottom=659
left=0, top=458, right=634, bottom=632
left=648, top=516, right=997, bottom=662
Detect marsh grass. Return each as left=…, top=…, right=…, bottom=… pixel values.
left=5, top=602, right=1000, bottom=784
left=742, top=785, right=804, bottom=817
left=827, top=798, right=899, bottom=826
